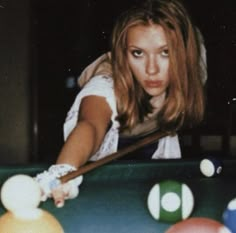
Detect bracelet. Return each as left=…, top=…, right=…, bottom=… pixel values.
left=35, top=164, right=77, bottom=201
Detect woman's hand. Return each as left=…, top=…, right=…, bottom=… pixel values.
left=51, top=176, right=83, bottom=207
left=35, top=164, right=83, bottom=207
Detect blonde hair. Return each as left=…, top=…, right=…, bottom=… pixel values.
left=111, top=0, right=205, bottom=132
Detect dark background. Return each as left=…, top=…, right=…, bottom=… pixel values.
left=0, top=0, right=235, bottom=164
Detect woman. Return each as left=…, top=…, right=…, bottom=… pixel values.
left=36, top=0, right=206, bottom=207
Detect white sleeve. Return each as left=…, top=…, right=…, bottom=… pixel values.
left=63, top=75, right=118, bottom=141
left=151, top=135, right=181, bottom=159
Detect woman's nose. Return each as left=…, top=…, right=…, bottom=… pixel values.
left=146, top=57, right=159, bottom=75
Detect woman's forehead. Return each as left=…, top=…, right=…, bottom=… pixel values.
left=126, top=24, right=168, bottom=49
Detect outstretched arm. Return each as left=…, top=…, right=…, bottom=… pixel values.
left=35, top=95, right=112, bottom=207
left=56, top=95, right=112, bottom=168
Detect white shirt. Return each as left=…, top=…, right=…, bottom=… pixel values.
left=64, top=75, right=181, bottom=161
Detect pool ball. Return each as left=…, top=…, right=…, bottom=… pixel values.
left=147, top=180, right=194, bottom=222
left=0, top=174, right=41, bottom=213
left=0, top=174, right=64, bottom=233
left=165, top=217, right=231, bottom=233
left=223, top=197, right=236, bottom=233
left=200, top=156, right=223, bottom=177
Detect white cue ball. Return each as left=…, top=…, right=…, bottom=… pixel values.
left=0, top=174, right=41, bottom=214
left=200, top=156, right=223, bottom=177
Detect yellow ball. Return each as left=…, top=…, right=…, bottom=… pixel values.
left=0, top=209, right=64, bottom=233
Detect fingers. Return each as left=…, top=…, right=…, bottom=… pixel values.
left=52, top=186, right=66, bottom=208
left=73, top=175, right=83, bottom=186
left=51, top=182, right=80, bottom=208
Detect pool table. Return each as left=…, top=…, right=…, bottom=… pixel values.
left=0, top=158, right=236, bottom=233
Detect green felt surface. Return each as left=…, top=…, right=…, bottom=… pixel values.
left=0, top=159, right=235, bottom=233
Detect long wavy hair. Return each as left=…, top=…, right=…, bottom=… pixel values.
left=111, top=0, right=205, bottom=132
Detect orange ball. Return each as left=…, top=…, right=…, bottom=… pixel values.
left=165, top=217, right=231, bottom=233
left=0, top=209, right=64, bottom=233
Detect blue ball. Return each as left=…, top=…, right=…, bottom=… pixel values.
left=223, top=198, right=236, bottom=233
left=200, top=156, right=223, bottom=177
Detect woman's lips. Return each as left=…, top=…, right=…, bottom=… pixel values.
left=144, top=80, right=163, bottom=88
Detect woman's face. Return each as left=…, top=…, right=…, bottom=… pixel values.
left=126, top=24, right=170, bottom=97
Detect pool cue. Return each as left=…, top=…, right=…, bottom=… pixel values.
left=60, top=130, right=170, bottom=184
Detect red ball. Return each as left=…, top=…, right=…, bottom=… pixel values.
left=165, top=217, right=231, bottom=233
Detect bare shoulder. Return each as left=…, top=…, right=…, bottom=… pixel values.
left=79, top=95, right=112, bottom=125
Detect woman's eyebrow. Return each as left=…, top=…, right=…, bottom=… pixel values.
left=127, top=44, right=168, bottom=51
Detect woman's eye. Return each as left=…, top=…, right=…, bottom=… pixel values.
left=161, top=49, right=169, bottom=57
left=131, top=50, right=143, bottom=57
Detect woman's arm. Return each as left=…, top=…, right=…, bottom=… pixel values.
left=56, top=95, right=112, bottom=168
